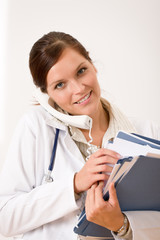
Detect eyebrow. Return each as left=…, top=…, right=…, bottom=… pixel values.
left=48, top=61, right=86, bottom=87
left=76, top=61, right=85, bottom=71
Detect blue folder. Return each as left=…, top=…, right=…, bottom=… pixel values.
left=117, top=131, right=160, bottom=150
left=74, top=132, right=160, bottom=238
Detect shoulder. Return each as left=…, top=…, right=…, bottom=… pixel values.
left=19, top=105, right=49, bottom=126
left=14, top=105, right=54, bottom=136
left=129, top=117, right=160, bottom=140
left=14, top=105, right=69, bottom=141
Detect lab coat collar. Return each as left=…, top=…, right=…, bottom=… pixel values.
left=45, top=115, right=68, bottom=132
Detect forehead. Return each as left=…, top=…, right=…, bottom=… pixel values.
left=47, top=48, right=87, bottom=82
left=55, top=48, right=85, bottom=66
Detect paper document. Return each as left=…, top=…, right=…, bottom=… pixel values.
left=106, top=137, right=160, bottom=157
left=74, top=131, right=160, bottom=238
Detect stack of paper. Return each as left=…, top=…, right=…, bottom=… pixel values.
left=103, top=131, right=160, bottom=197
left=74, top=131, right=160, bottom=238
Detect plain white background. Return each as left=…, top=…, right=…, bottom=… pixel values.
left=0, top=0, right=160, bottom=239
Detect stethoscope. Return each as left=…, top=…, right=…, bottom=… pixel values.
left=44, top=128, right=60, bottom=183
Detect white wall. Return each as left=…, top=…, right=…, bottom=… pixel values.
left=0, top=0, right=160, bottom=238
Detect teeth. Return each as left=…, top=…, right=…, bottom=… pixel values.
left=77, top=93, right=90, bottom=104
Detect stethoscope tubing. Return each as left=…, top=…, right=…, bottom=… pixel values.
left=48, top=128, right=60, bottom=172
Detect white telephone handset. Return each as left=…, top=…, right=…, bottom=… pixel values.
left=34, top=88, right=92, bottom=130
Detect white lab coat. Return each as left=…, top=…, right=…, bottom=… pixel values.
left=0, top=105, right=160, bottom=240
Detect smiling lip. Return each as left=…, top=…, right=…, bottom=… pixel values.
left=75, top=91, right=92, bottom=105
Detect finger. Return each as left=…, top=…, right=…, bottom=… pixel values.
left=108, top=182, right=119, bottom=206
left=93, top=148, right=121, bottom=159
left=93, top=155, right=121, bottom=167
left=96, top=181, right=104, bottom=197
left=86, top=183, right=97, bottom=214
left=94, top=181, right=105, bottom=207
left=86, top=182, right=97, bottom=204
left=95, top=157, right=117, bottom=166
left=87, top=156, right=116, bottom=174
left=94, top=163, right=114, bottom=174
left=93, top=172, right=110, bottom=183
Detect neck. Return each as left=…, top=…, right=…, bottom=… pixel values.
left=92, top=102, right=109, bottom=131
left=81, top=102, right=109, bottom=146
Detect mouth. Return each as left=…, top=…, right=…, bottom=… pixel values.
left=75, top=91, right=92, bottom=104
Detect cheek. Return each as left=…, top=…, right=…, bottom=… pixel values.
left=50, top=91, right=70, bottom=109
left=92, top=76, right=100, bottom=93
left=87, top=72, right=99, bottom=86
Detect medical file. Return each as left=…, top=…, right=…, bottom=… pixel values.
left=74, top=131, right=160, bottom=237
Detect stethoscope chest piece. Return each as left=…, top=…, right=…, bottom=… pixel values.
left=43, top=128, right=60, bottom=183
left=44, top=170, right=54, bottom=183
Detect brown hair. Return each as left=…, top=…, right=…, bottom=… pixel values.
left=29, top=31, right=92, bottom=93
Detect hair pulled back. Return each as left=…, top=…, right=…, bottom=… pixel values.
left=29, top=31, right=92, bottom=92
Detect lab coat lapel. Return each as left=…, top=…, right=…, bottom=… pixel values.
left=63, top=131, right=85, bottom=166
left=45, top=115, right=85, bottom=166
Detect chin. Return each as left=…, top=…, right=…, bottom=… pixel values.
left=70, top=101, right=100, bottom=116
left=79, top=109, right=98, bottom=118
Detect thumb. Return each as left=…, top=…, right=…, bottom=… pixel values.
left=108, top=182, right=119, bottom=206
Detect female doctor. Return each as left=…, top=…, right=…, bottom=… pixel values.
left=0, top=31, right=160, bottom=240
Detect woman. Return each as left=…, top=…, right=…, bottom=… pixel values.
left=0, top=31, right=160, bottom=240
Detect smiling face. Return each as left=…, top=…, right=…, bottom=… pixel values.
left=46, top=48, right=101, bottom=119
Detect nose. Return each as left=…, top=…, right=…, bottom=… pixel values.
left=69, top=79, right=85, bottom=94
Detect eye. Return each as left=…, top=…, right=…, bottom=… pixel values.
left=77, top=67, right=87, bottom=76
left=55, top=82, right=64, bottom=89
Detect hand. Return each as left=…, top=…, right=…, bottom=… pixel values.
left=85, top=181, right=124, bottom=232
left=74, top=148, right=121, bottom=194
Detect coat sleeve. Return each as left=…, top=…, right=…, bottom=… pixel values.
left=112, top=210, right=160, bottom=240
left=0, top=113, right=79, bottom=237
left=125, top=211, right=160, bottom=240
